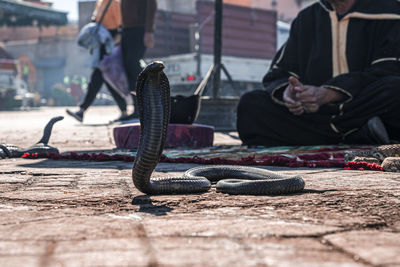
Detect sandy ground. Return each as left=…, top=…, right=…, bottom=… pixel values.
left=0, top=106, right=399, bottom=267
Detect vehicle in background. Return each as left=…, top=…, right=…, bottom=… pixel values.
left=277, top=20, right=290, bottom=50
left=147, top=53, right=271, bottom=97
left=0, top=59, right=37, bottom=110
left=147, top=20, right=290, bottom=97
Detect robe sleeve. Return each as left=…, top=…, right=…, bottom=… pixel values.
left=262, top=17, right=301, bottom=105
left=322, top=20, right=400, bottom=102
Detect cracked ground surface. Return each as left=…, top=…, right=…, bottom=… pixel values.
left=1, top=107, right=400, bottom=267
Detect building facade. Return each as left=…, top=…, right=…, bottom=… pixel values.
left=0, top=0, right=86, bottom=102
left=224, top=0, right=318, bottom=22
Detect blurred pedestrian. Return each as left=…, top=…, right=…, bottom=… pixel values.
left=67, top=0, right=129, bottom=123
left=120, top=0, right=157, bottom=119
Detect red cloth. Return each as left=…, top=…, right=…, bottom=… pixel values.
left=20, top=152, right=382, bottom=171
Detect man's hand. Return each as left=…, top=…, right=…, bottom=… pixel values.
left=144, top=32, right=155, bottom=48
left=294, top=82, right=346, bottom=113
left=293, top=84, right=324, bottom=113
left=283, top=76, right=304, bottom=115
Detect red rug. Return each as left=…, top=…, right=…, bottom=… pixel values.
left=21, top=145, right=383, bottom=171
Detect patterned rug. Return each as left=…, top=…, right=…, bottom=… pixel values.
left=21, top=145, right=383, bottom=171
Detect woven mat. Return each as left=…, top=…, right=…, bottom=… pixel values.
left=21, top=145, right=383, bottom=171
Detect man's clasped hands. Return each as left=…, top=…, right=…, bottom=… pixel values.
left=283, top=76, right=346, bottom=115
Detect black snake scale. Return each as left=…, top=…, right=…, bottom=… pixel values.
left=131, top=62, right=305, bottom=195
left=0, top=116, right=63, bottom=159
left=345, top=144, right=400, bottom=172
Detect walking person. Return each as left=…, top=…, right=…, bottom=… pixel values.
left=120, top=0, right=157, bottom=119
left=67, top=0, right=129, bottom=123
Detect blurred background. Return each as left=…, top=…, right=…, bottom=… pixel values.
left=0, top=0, right=317, bottom=110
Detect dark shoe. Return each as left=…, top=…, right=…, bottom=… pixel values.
left=66, top=109, right=83, bottom=122
left=367, top=116, right=390, bottom=144
left=345, top=116, right=389, bottom=145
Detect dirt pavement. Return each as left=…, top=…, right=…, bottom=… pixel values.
left=1, top=107, right=400, bottom=267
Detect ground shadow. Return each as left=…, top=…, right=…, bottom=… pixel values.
left=132, top=195, right=173, bottom=216
left=17, top=158, right=133, bottom=170
left=78, top=123, right=115, bottom=127
left=224, top=132, right=241, bottom=140
left=16, top=149, right=135, bottom=169
left=215, top=188, right=339, bottom=197
left=268, top=188, right=339, bottom=197
left=73, top=119, right=139, bottom=127
left=301, top=188, right=339, bottom=194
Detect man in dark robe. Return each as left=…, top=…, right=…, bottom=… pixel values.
left=237, top=0, right=400, bottom=146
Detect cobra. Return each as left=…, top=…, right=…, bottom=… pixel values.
left=132, top=62, right=305, bottom=195
left=0, top=116, right=63, bottom=159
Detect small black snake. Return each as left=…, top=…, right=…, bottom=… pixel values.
left=132, top=62, right=305, bottom=195
left=0, top=116, right=63, bottom=159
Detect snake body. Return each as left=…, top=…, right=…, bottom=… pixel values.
left=131, top=62, right=305, bottom=195
left=0, top=116, right=63, bottom=159
left=345, top=144, right=400, bottom=172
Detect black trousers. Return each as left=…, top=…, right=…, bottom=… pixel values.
left=121, top=27, right=147, bottom=104
left=80, top=35, right=127, bottom=112
left=237, top=76, right=400, bottom=146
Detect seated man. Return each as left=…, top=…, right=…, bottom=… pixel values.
left=237, top=0, right=400, bottom=146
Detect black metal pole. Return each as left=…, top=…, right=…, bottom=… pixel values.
left=213, top=0, right=223, bottom=98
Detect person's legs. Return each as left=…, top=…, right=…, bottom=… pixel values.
left=237, top=77, right=400, bottom=146
left=237, top=90, right=341, bottom=146
left=335, top=76, right=400, bottom=143
left=121, top=27, right=147, bottom=117
left=368, top=77, right=400, bottom=142
left=66, top=68, right=104, bottom=122
left=105, top=83, right=127, bottom=112
left=79, top=68, right=104, bottom=111
left=67, top=69, right=130, bottom=123
left=105, top=82, right=131, bottom=121
left=67, top=42, right=129, bottom=122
